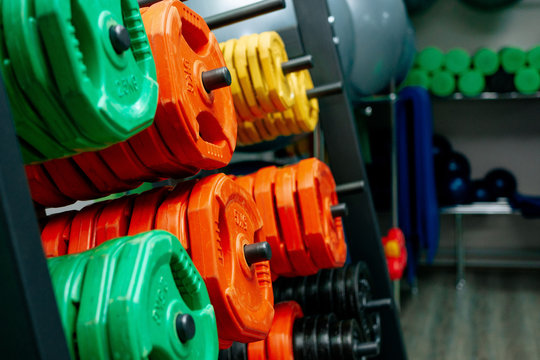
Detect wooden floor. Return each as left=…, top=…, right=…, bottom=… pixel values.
left=399, top=269, right=540, bottom=360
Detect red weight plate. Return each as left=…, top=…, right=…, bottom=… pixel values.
left=265, top=301, right=303, bottom=360
left=252, top=167, right=294, bottom=276
left=247, top=339, right=267, bottom=360
left=127, top=105, right=200, bottom=178
left=100, top=141, right=164, bottom=183
left=94, top=196, right=134, bottom=246
left=234, top=174, right=255, bottom=196
left=41, top=211, right=76, bottom=257
left=143, top=1, right=236, bottom=170
left=274, top=167, right=318, bottom=276
left=155, top=181, right=194, bottom=254
left=127, top=187, right=170, bottom=235
left=72, top=151, right=141, bottom=195
left=295, top=158, right=347, bottom=268
left=42, top=158, right=104, bottom=201
left=25, top=165, right=73, bottom=207
left=67, top=202, right=106, bottom=254
left=188, top=174, right=273, bottom=346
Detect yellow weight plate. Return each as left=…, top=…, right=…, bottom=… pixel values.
left=255, top=118, right=277, bottom=141
left=222, top=39, right=253, bottom=121
left=283, top=107, right=303, bottom=134
left=258, top=32, right=294, bottom=112
left=235, top=36, right=265, bottom=119
left=246, top=34, right=276, bottom=113
left=291, top=70, right=319, bottom=132
left=236, top=124, right=252, bottom=145
left=262, top=113, right=281, bottom=138
left=241, top=120, right=262, bottom=143
left=271, top=112, right=292, bottom=136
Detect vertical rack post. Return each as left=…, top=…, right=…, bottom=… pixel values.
left=291, top=0, right=407, bottom=358
left=0, top=78, right=70, bottom=359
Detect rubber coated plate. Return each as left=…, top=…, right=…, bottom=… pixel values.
left=107, top=231, right=219, bottom=359
left=254, top=117, right=275, bottom=141
left=274, top=167, right=318, bottom=276
left=73, top=151, right=141, bottom=195
left=188, top=174, right=273, bottom=345
left=35, top=0, right=158, bottom=144
left=252, top=167, right=294, bottom=275
left=68, top=202, right=106, bottom=254
left=258, top=32, right=294, bottom=112
left=291, top=70, right=319, bottom=133
left=43, top=158, right=104, bottom=201
left=235, top=36, right=265, bottom=118
left=127, top=187, right=170, bottom=235
left=95, top=196, right=134, bottom=246
left=222, top=39, right=253, bottom=121
left=143, top=1, right=236, bottom=170
left=25, top=165, right=73, bottom=207
left=4, top=0, right=99, bottom=150
left=272, top=112, right=294, bottom=136
left=41, top=211, right=76, bottom=257
left=246, top=34, right=276, bottom=113
left=261, top=113, right=281, bottom=139
left=155, top=181, right=194, bottom=253
left=77, top=237, right=129, bottom=360
left=266, top=301, right=303, bottom=360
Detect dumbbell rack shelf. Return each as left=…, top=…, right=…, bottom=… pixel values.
left=290, top=0, right=407, bottom=359
left=434, top=91, right=540, bottom=101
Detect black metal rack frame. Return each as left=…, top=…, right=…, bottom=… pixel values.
left=0, top=0, right=407, bottom=359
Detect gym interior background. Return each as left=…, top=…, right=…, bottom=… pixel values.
left=1, top=0, right=539, bottom=359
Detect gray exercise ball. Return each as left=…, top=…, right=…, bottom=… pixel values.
left=394, top=19, right=416, bottom=86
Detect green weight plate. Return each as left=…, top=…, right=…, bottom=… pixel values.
left=473, top=48, right=499, bottom=76
left=514, top=67, right=540, bottom=94
left=500, top=47, right=526, bottom=74
left=458, top=70, right=485, bottom=97
left=35, top=0, right=158, bottom=144
left=404, top=68, right=430, bottom=89
left=76, top=237, right=130, bottom=360
left=3, top=0, right=100, bottom=151
left=108, top=231, right=218, bottom=360
left=416, top=47, right=444, bottom=72
left=48, top=252, right=92, bottom=359
left=430, top=70, right=456, bottom=97
left=444, top=48, right=471, bottom=75
left=528, top=46, right=540, bottom=71
left=0, top=0, right=72, bottom=161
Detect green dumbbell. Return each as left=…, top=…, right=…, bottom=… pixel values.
left=430, top=70, right=456, bottom=97
left=458, top=70, right=486, bottom=97
left=500, top=47, right=526, bottom=74
left=416, top=46, right=444, bottom=73
left=514, top=67, right=540, bottom=94
left=444, top=48, right=471, bottom=75
left=35, top=0, right=158, bottom=145
left=404, top=68, right=431, bottom=89
left=107, top=231, right=218, bottom=360
left=473, top=48, right=499, bottom=76
left=528, top=45, right=540, bottom=71
left=48, top=252, right=92, bottom=359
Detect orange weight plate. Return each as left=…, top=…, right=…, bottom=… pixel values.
left=188, top=174, right=274, bottom=346
left=247, top=339, right=267, bottom=360
left=155, top=181, right=194, bottom=253
left=274, top=167, right=318, bottom=276
left=234, top=174, right=255, bottom=195
left=127, top=105, right=200, bottom=179
left=256, top=301, right=303, bottom=360
left=253, top=167, right=294, bottom=276
left=143, top=1, right=236, bottom=169
left=25, top=165, right=73, bottom=207
left=42, top=159, right=104, bottom=201
left=67, top=202, right=106, bottom=254
left=295, top=158, right=347, bottom=268
left=41, top=211, right=76, bottom=257
left=72, top=152, right=141, bottom=195
left=100, top=141, right=164, bottom=184
left=95, top=196, right=134, bottom=246
left=127, top=187, right=170, bottom=235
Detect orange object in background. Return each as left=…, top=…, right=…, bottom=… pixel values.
left=25, top=0, right=238, bottom=209
left=142, top=0, right=237, bottom=170
left=235, top=158, right=348, bottom=277
left=382, top=228, right=407, bottom=280
left=41, top=211, right=75, bottom=257
left=39, top=174, right=274, bottom=347
left=188, top=174, right=274, bottom=348
left=248, top=301, right=303, bottom=360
